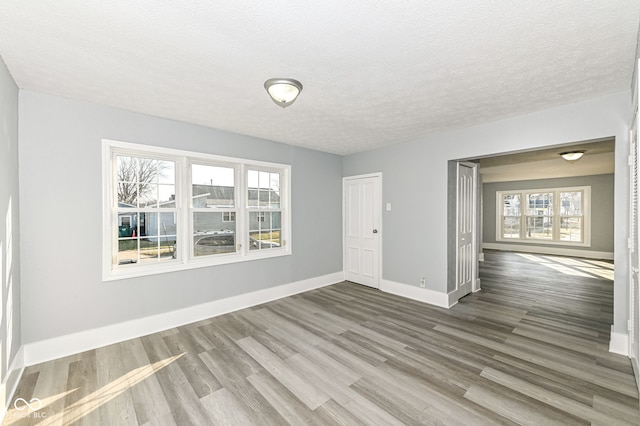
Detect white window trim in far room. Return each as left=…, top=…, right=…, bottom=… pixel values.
left=495, top=185, right=591, bottom=247
left=101, top=139, right=292, bottom=281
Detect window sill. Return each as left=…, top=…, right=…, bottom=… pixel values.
left=102, top=249, right=291, bottom=282
left=495, top=238, right=590, bottom=248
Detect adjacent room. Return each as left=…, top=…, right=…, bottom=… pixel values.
left=0, top=1, right=639, bottom=424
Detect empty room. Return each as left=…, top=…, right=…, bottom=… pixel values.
left=1, top=1, right=640, bottom=424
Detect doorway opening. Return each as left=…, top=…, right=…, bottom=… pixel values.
left=447, top=137, right=615, bottom=306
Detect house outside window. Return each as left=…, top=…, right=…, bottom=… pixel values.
left=222, top=212, right=236, bottom=222
left=103, top=140, right=291, bottom=280
left=497, top=186, right=590, bottom=246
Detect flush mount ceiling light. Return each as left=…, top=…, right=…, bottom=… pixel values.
left=560, top=151, right=585, bottom=162
left=264, top=78, right=303, bottom=108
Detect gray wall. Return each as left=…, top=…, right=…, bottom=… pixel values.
left=483, top=174, right=614, bottom=253
left=343, top=90, right=631, bottom=334
left=18, top=91, right=343, bottom=344
left=0, top=56, right=21, bottom=402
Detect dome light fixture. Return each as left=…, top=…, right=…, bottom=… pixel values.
left=264, top=78, right=303, bottom=108
left=560, top=151, right=585, bottom=162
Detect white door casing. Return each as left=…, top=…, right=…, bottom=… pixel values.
left=344, top=174, right=381, bottom=289
left=630, top=93, right=640, bottom=393
left=456, top=162, right=477, bottom=298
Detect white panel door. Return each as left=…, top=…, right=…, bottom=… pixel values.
left=456, top=163, right=476, bottom=297
left=344, top=175, right=381, bottom=288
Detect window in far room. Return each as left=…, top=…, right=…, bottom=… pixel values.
left=497, top=186, right=590, bottom=246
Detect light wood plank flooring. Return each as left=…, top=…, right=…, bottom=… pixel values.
left=4, top=250, right=638, bottom=425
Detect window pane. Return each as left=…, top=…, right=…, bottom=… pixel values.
left=526, top=193, right=553, bottom=216
left=116, top=156, right=176, bottom=208
left=526, top=216, right=552, bottom=239
left=192, top=164, right=235, bottom=208
left=139, top=243, right=162, bottom=264
left=144, top=212, right=176, bottom=259
left=118, top=212, right=136, bottom=236
left=248, top=170, right=281, bottom=208
left=116, top=212, right=175, bottom=264
left=560, top=217, right=582, bottom=241
left=193, top=212, right=236, bottom=256
left=249, top=211, right=281, bottom=250
left=158, top=160, right=175, bottom=184
left=502, top=194, right=520, bottom=216
left=117, top=182, right=137, bottom=208
left=139, top=184, right=157, bottom=207
left=248, top=188, right=259, bottom=207
left=117, top=156, right=136, bottom=183
left=140, top=212, right=176, bottom=238
left=117, top=239, right=139, bottom=265
left=502, top=216, right=520, bottom=238
left=158, top=185, right=176, bottom=207
left=560, top=192, right=582, bottom=216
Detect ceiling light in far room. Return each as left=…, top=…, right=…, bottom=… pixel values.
left=560, top=151, right=585, bottom=162
left=264, top=78, right=303, bottom=108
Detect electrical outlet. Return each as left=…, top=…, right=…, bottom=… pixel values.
left=479, top=252, right=485, bottom=262
left=419, top=277, right=426, bottom=288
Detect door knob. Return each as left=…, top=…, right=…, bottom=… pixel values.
left=373, top=229, right=378, bottom=234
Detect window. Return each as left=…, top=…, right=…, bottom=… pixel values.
left=114, top=155, right=177, bottom=265
left=191, top=163, right=237, bottom=258
left=497, top=186, right=590, bottom=246
left=103, top=140, right=291, bottom=280
left=248, top=170, right=282, bottom=251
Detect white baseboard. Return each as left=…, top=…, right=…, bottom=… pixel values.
left=609, top=328, right=629, bottom=356
left=447, top=287, right=464, bottom=308
left=0, top=346, right=25, bottom=423
left=474, top=278, right=481, bottom=292
left=482, top=243, right=613, bottom=260
left=23, top=272, right=343, bottom=367
left=446, top=278, right=483, bottom=307
left=380, top=279, right=450, bottom=308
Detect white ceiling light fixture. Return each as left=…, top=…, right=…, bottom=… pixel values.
left=560, top=151, right=585, bottom=162
left=264, top=78, right=303, bottom=108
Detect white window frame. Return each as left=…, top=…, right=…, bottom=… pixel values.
left=102, top=139, right=291, bottom=281
left=247, top=167, right=285, bottom=252
left=496, top=186, right=591, bottom=247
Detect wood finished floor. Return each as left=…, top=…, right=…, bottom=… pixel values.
left=4, top=250, right=639, bottom=425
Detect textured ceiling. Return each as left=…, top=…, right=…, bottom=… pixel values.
left=0, top=1, right=638, bottom=156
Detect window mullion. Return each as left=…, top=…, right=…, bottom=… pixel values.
left=519, top=192, right=525, bottom=239
left=552, top=190, right=559, bottom=242
left=179, top=156, right=190, bottom=262
left=237, top=164, right=247, bottom=255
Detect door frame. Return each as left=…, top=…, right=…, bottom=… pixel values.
left=343, top=172, right=382, bottom=288
left=629, top=90, right=640, bottom=393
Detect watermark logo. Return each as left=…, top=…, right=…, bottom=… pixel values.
left=14, top=397, right=42, bottom=411
left=11, top=397, right=46, bottom=419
